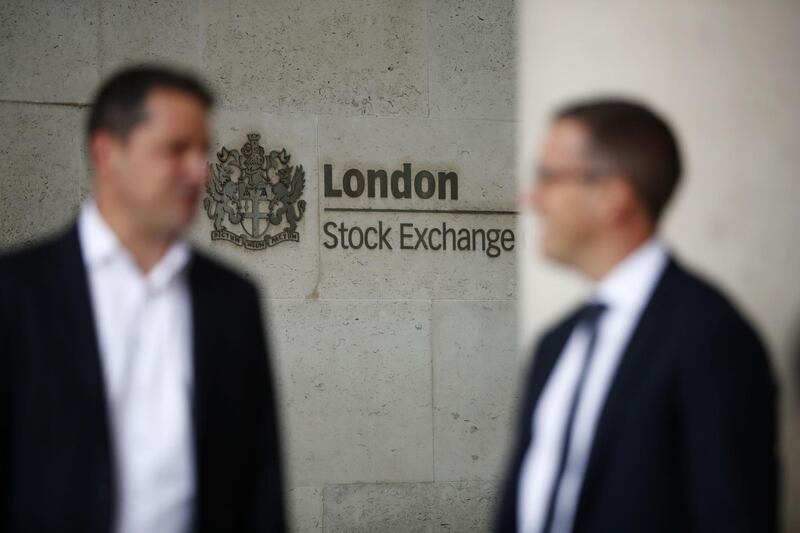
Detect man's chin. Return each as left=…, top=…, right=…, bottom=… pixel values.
left=159, top=210, right=196, bottom=240
left=539, top=237, right=573, bottom=266
left=174, top=200, right=199, bottom=226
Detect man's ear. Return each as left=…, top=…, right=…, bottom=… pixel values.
left=89, top=130, right=118, bottom=174
left=599, top=174, right=639, bottom=224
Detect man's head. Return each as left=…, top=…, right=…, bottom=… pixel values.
left=87, top=65, right=214, bottom=240
left=523, top=98, right=682, bottom=275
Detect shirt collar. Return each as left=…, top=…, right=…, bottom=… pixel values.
left=78, top=199, right=191, bottom=289
left=78, top=198, right=123, bottom=268
left=591, top=237, right=669, bottom=315
left=147, top=239, right=191, bottom=290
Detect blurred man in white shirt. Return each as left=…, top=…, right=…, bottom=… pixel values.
left=0, top=65, right=286, bottom=533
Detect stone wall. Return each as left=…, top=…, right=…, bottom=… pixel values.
left=0, top=1, right=517, bottom=531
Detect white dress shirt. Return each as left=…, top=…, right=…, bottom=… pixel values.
left=517, top=238, right=669, bottom=533
left=78, top=200, right=195, bottom=533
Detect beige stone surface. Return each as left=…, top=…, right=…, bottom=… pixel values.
left=202, top=0, right=428, bottom=116
left=429, top=0, right=515, bottom=120
left=323, top=480, right=498, bottom=533
left=268, top=299, right=434, bottom=487
left=432, top=300, right=518, bottom=481
left=0, top=0, right=98, bottom=103
left=288, top=486, right=323, bottom=533
left=99, top=0, right=202, bottom=72
left=0, top=103, right=85, bottom=248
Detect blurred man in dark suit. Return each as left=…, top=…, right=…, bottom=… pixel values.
left=496, top=99, right=778, bottom=533
left=0, top=66, right=286, bottom=533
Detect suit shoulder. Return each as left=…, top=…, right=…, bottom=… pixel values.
left=664, top=261, right=776, bottom=415
left=668, top=260, right=760, bottom=338
left=0, top=230, right=75, bottom=325
left=666, top=259, right=771, bottom=373
left=0, top=230, right=68, bottom=280
left=189, top=248, right=260, bottom=296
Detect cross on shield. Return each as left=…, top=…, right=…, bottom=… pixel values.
left=239, top=185, right=272, bottom=238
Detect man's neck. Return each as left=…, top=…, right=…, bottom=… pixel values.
left=94, top=198, right=174, bottom=275
left=578, top=226, right=655, bottom=282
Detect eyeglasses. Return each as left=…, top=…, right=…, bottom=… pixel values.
left=533, top=167, right=611, bottom=187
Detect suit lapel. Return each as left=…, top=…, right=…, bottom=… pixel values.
left=188, top=257, right=210, bottom=443
left=187, top=253, right=219, bottom=514
left=49, top=223, right=116, bottom=526
left=575, top=259, right=679, bottom=521
left=523, top=313, right=581, bottom=439
left=51, top=225, right=108, bottom=406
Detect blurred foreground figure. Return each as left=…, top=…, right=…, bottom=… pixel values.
left=496, top=99, right=778, bottom=533
left=0, top=66, right=286, bottom=533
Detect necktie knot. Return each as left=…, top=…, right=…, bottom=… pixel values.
left=578, top=302, right=607, bottom=327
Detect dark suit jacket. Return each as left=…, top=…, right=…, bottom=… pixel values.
left=496, top=257, right=778, bottom=533
left=0, top=224, right=287, bottom=532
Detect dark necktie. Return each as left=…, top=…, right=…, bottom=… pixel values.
left=540, top=302, right=607, bottom=533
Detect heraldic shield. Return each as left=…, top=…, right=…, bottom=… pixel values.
left=203, top=133, right=306, bottom=250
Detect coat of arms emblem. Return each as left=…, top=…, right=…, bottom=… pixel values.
left=204, top=133, right=306, bottom=250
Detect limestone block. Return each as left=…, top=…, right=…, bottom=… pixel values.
left=323, top=483, right=434, bottom=533
left=428, top=0, right=515, bottom=120
left=0, top=103, right=86, bottom=248
left=0, top=0, right=98, bottom=103
left=432, top=300, right=518, bottom=481
left=268, top=299, right=433, bottom=486
left=434, top=480, right=499, bottom=532
left=288, top=486, right=323, bottom=533
left=202, top=0, right=428, bottom=116
left=323, top=480, right=498, bottom=532
left=99, top=0, right=202, bottom=71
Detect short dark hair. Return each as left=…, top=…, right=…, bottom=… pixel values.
left=554, top=98, right=682, bottom=223
left=87, top=64, right=214, bottom=141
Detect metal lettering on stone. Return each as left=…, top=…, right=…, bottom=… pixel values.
left=204, top=133, right=306, bottom=250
